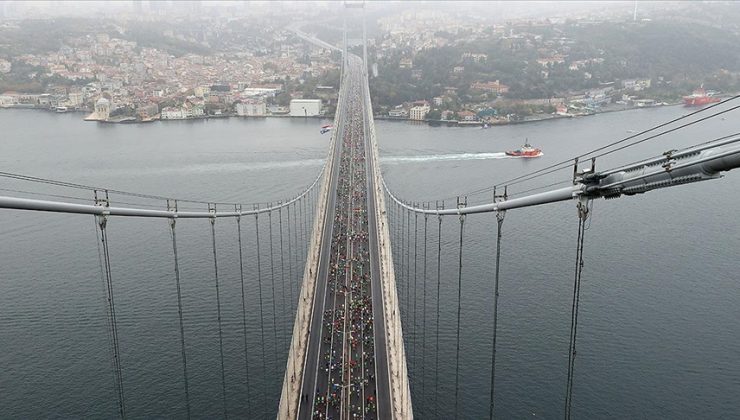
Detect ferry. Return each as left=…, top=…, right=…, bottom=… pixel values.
left=505, top=139, right=543, bottom=158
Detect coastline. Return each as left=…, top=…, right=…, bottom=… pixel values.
left=0, top=101, right=691, bottom=127
left=0, top=106, right=332, bottom=123
left=374, top=101, right=686, bottom=128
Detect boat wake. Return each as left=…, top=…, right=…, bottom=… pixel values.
left=380, top=152, right=512, bottom=164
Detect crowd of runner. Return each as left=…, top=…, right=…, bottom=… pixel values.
left=311, top=84, right=377, bottom=419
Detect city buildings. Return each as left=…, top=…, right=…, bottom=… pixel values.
left=236, top=100, right=267, bottom=117
left=409, top=102, right=430, bottom=120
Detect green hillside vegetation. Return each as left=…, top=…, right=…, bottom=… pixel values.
left=368, top=18, right=740, bottom=108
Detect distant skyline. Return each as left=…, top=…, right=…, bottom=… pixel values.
left=0, top=1, right=687, bottom=22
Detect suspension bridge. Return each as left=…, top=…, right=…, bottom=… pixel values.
left=2, top=20, right=740, bottom=420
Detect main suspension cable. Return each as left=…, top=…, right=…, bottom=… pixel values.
left=0, top=159, right=327, bottom=209
left=442, top=96, right=740, bottom=199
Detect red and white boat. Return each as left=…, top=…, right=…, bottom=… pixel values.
left=683, top=86, right=721, bottom=106
left=506, top=139, right=542, bottom=158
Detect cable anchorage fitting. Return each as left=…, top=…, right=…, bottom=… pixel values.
left=661, top=149, right=678, bottom=172
left=574, top=158, right=608, bottom=199
left=577, top=195, right=591, bottom=221
left=456, top=196, right=467, bottom=222
left=208, top=203, right=216, bottom=224
left=493, top=186, right=508, bottom=221
left=234, top=204, right=242, bottom=221
left=167, top=199, right=179, bottom=227
left=94, top=189, right=110, bottom=226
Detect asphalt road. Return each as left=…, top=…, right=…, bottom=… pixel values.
left=297, top=61, right=391, bottom=419
left=363, top=84, right=392, bottom=420
left=297, top=92, right=345, bottom=419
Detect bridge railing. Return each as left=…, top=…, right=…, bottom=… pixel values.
left=360, top=56, right=414, bottom=420
left=381, top=136, right=740, bottom=216
left=277, top=52, right=350, bottom=419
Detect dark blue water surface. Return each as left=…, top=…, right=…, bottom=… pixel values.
left=1, top=104, right=738, bottom=419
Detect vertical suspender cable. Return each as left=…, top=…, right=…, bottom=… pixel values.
left=254, top=212, right=267, bottom=415
left=422, top=210, right=429, bottom=417
left=489, top=211, right=505, bottom=420
left=96, top=215, right=126, bottom=419
left=564, top=201, right=590, bottom=420
left=293, top=201, right=300, bottom=302
left=396, top=201, right=400, bottom=267
left=169, top=217, right=191, bottom=419
left=285, top=204, right=295, bottom=316
left=454, top=209, right=465, bottom=420
left=400, top=203, right=406, bottom=327
left=296, top=198, right=306, bottom=268
left=303, top=194, right=309, bottom=261
left=393, top=203, right=401, bottom=276
left=413, top=210, right=418, bottom=378
left=278, top=206, right=288, bottom=357
left=92, top=217, right=115, bottom=408
left=235, top=211, right=251, bottom=414
left=209, top=214, right=228, bottom=419
left=268, top=210, right=280, bottom=372
left=396, top=202, right=402, bottom=306
left=398, top=204, right=406, bottom=328
left=302, top=196, right=306, bottom=282
left=435, top=211, right=442, bottom=419
left=406, top=207, right=411, bottom=328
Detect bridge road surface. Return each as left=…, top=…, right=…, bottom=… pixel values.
left=298, top=62, right=391, bottom=419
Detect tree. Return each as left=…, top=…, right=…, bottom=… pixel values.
left=426, top=109, right=441, bottom=120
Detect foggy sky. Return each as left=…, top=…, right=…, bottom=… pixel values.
left=0, top=1, right=682, bottom=22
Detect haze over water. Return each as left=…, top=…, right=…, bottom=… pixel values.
left=0, top=105, right=738, bottom=418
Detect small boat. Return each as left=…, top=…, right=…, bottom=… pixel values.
left=683, top=85, right=721, bottom=106
left=505, top=139, right=542, bottom=158
left=55, top=106, right=68, bottom=113
left=320, top=124, right=333, bottom=134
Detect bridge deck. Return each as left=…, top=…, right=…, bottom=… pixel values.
left=296, top=62, right=391, bottom=419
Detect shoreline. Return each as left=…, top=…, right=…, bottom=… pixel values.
left=0, top=106, right=332, bottom=123
left=0, top=101, right=692, bottom=127
left=374, top=102, right=686, bottom=128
